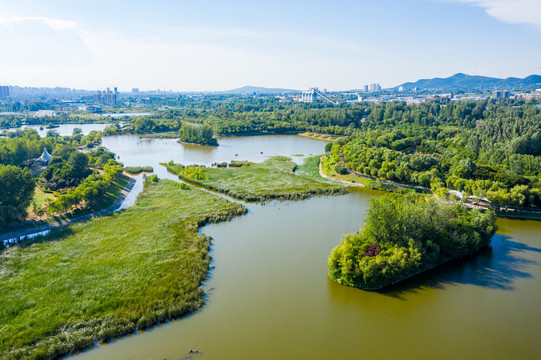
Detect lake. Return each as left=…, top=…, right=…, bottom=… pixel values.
left=101, top=134, right=328, bottom=175
left=70, top=135, right=541, bottom=359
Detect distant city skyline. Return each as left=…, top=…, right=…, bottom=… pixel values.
left=0, top=0, right=540, bottom=91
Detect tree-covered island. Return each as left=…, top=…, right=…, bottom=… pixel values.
left=178, top=123, right=218, bottom=146
left=328, top=193, right=497, bottom=290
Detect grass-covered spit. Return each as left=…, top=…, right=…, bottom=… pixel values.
left=164, top=156, right=347, bottom=202
left=0, top=179, right=246, bottom=359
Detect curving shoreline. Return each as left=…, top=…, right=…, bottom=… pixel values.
left=0, top=175, right=136, bottom=246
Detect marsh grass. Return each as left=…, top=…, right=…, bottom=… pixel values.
left=138, top=132, right=179, bottom=139
left=0, top=180, right=246, bottom=359
left=167, top=156, right=347, bottom=202
left=125, top=166, right=154, bottom=174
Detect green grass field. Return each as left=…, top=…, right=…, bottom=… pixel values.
left=167, top=156, right=347, bottom=202
left=294, top=155, right=344, bottom=185
left=0, top=179, right=246, bottom=359
left=26, top=187, right=56, bottom=215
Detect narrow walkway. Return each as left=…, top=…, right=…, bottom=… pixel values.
left=0, top=176, right=137, bottom=244
left=318, top=161, right=365, bottom=187
left=322, top=159, right=541, bottom=219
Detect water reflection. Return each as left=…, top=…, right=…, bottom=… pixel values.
left=374, top=235, right=540, bottom=300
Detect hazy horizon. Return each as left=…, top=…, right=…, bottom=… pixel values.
left=1, top=0, right=540, bottom=91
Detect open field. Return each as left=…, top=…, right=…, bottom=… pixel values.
left=0, top=179, right=246, bottom=359
left=26, top=187, right=55, bottom=218
left=166, top=156, right=347, bottom=202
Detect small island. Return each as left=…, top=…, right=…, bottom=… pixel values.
left=163, top=156, right=347, bottom=202
left=328, top=193, right=497, bottom=290
left=178, top=124, right=218, bottom=146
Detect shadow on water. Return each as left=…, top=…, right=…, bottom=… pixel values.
left=378, top=234, right=540, bottom=300
left=16, top=227, right=76, bottom=249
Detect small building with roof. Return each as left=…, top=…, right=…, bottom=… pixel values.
left=36, top=148, right=52, bottom=165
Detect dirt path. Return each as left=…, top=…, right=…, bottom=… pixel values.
left=1, top=175, right=137, bottom=245
left=318, top=161, right=365, bottom=187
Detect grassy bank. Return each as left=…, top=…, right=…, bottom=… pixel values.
left=294, top=155, right=344, bottom=185
left=0, top=179, right=246, bottom=359
left=166, top=156, right=347, bottom=202
left=26, top=187, right=55, bottom=219
left=297, top=132, right=343, bottom=141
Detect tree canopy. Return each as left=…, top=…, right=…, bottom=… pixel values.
left=0, top=165, right=35, bottom=227
left=328, top=194, right=497, bottom=289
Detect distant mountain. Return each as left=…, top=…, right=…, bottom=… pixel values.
left=218, top=86, right=300, bottom=95
left=396, top=73, right=541, bottom=91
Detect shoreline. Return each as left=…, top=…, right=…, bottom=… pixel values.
left=0, top=180, right=248, bottom=358
left=320, top=156, right=541, bottom=221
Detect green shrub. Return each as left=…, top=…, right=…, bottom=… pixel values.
left=334, top=165, right=348, bottom=175
left=125, top=166, right=154, bottom=174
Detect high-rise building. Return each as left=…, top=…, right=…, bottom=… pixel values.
left=0, top=86, right=9, bottom=98
left=492, top=90, right=510, bottom=99
left=94, top=87, right=118, bottom=105
left=132, top=88, right=139, bottom=94
left=369, top=83, right=381, bottom=92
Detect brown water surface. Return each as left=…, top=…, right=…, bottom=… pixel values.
left=73, top=136, right=541, bottom=360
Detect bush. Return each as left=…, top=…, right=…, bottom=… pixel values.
left=325, top=142, right=333, bottom=153
left=145, top=174, right=159, bottom=183
left=125, top=166, right=154, bottom=174
left=334, top=165, right=348, bottom=175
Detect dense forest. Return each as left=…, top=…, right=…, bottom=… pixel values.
left=325, top=102, right=541, bottom=209
left=2, top=96, right=541, bottom=222
left=328, top=194, right=497, bottom=289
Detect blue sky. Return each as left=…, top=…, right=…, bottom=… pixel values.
left=0, top=0, right=540, bottom=91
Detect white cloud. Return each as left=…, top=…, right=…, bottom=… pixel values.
left=449, top=0, right=541, bottom=31
left=0, top=14, right=78, bottom=31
